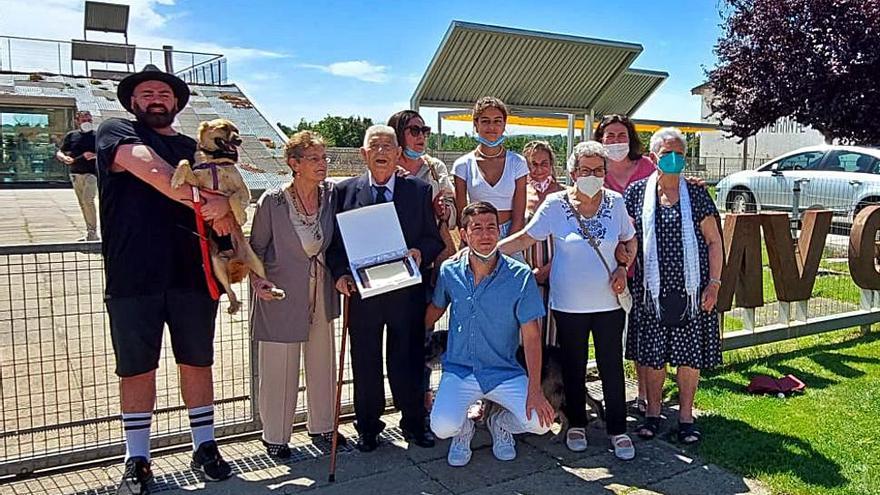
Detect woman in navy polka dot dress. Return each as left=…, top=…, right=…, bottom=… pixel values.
left=622, top=128, right=724, bottom=445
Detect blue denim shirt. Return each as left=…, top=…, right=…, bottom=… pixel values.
left=432, top=253, right=546, bottom=393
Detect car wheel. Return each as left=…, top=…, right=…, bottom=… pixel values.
left=727, top=188, right=756, bottom=213
left=855, top=198, right=880, bottom=218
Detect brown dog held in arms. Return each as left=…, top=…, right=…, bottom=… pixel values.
left=171, top=118, right=285, bottom=313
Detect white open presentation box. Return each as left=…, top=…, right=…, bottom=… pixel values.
left=336, top=202, right=421, bottom=299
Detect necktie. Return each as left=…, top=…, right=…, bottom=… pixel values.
left=373, top=185, right=389, bottom=204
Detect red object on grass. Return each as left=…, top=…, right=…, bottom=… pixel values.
left=746, top=374, right=806, bottom=395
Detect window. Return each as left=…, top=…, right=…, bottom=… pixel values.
left=821, top=151, right=880, bottom=174
left=774, top=151, right=826, bottom=172
left=0, top=105, right=75, bottom=183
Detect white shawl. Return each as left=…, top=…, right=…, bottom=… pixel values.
left=641, top=172, right=701, bottom=319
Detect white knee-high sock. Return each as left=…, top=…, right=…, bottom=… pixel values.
left=188, top=405, right=215, bottom=451
left=122, top=412, right=152, bottom=461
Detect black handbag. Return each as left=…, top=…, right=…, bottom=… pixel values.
left=659, top=288, right=688, bottom=328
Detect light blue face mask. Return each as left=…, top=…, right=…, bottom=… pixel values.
left=476, top=135, right=506, bottom=148
left=658, top=152, right=687, bottom=174
left=403, top=147, right=424, bottom=159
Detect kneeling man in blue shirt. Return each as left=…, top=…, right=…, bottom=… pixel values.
left=426, top=201, right=554, bottom=467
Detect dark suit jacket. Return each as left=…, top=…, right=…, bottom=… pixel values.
left=327, top=173, right=445, bottom=282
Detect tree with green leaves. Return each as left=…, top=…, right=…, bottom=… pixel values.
left=278, top=115, right=374, bottom=147
left=707, top=0, right=880, bottom=143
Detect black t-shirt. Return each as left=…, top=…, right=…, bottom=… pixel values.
left=60, top=130, right=97, bottom=175
left=96, top=118, right=208, bottom=298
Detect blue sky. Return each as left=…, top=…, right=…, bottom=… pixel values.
left=0, top=0, right=725, bottom=136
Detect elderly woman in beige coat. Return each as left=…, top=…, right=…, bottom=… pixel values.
left=249, top=130, right=343, bottom=458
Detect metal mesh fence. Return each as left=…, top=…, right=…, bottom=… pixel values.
left=0, top=241, right=447, bottom=476
left=0, top=243, right=255, bottom=475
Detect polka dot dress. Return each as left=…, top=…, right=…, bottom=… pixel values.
left=623, top=180, right=722, bottom=370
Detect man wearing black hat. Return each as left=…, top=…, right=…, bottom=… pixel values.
left=97, top=65, right=236, bottom=494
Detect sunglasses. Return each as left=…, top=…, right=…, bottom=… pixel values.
left=405, top=125, right=431, bottom=137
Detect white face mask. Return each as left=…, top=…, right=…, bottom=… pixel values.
left=604, top=143, right=629, bottom=162
left=79, top=122, right=94, bottom=133
left=469, top=245, right=498, bottom=263
left=576, top=176, right=604, bottom=197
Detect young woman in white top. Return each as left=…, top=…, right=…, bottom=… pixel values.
left=498, top=141, right=637, bottom=461
left=452, top=96, right=528, bottom=238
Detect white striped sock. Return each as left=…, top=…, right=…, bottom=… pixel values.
left=122, top=412, right=152, bottom=461
left=188, top=405, right=215, bottom=451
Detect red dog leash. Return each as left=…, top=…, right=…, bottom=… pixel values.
left=192, top=186, right=221, bottom=301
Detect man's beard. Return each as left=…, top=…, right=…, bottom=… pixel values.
left=133, top=102, right=177, bottom=129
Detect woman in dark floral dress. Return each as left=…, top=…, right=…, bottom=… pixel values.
left=623, top=127, right=723, bottom=445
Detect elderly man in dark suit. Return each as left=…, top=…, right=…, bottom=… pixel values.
left=327, top=124, right=444, bottom=452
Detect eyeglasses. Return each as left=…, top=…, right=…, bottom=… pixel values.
left=295, top=155, right=331, bottom=164
left=368, top=143, right=397, bottom=152
left=405, top=125, right=431, bottom=137
left=574, top=167, right=606, bottom=177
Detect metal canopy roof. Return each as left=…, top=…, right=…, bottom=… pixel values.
left=411, top=21, right=644, bottom=115
left=592, top=68, right=668, bottom=117
left=84, top=1, right=130, bottom=34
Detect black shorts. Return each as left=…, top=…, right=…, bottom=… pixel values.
left=106, top=289, right=219, bottom=377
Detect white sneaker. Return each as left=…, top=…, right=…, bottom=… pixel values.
left=486, top=410, right=516, bottom=461
left=611, top=434, right=636, bottom=461
left=565, top=427, right=588, bottom=452
left=447, top=419, right=475, bottom=467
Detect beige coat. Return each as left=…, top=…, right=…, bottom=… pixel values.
left=249, top=182, right=340, bottom=343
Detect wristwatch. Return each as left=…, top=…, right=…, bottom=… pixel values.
left=709, top=278, right=722, bottom=287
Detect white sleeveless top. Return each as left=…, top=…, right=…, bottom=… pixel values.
left=452, top=151, right=529, bottom=210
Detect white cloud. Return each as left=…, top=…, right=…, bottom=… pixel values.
left=301, top=60, right=390, bottom=84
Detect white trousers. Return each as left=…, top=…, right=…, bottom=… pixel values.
left=430, top=372, right=550, bottom=439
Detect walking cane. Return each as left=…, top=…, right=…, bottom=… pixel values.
left=328, top=294, right=349, bottom=482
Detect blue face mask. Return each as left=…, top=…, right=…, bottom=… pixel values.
left=403, top=147, right=424, bottom=159
left=476, top=135, right=506, bottom=148
left=657, top=152, right=687, bottom=174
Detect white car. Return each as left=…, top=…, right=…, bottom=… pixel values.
left=716, top=145, right=880, bottom=221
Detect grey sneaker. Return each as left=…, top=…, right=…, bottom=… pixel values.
left=447, top=419, right=475, bottom=467
left=117, top=456, right=153, bottom=495
left=486, top=410, right=517, bottom=461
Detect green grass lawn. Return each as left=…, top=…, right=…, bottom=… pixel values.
left=683, top=329, right=880, bottom=495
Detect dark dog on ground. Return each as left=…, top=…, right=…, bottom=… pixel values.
left=424, top=330, right=605, bottom=431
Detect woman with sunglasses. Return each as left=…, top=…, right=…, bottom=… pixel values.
left=387, top=110, right=457, bottom=422
left=452, top=96, right=528, bottom=239
left=387, top=110, right=456, bottom=233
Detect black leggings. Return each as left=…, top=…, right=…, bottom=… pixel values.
left=553, top=309, right=627, bottom=435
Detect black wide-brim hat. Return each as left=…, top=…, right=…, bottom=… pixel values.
left=117, top=64, right=190, bottom=113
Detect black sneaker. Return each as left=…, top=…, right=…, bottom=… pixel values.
left=117, top=456, right=153, bottom=495
left=190, top=440, right=233, bottom=481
